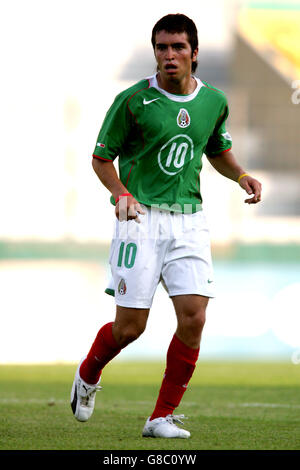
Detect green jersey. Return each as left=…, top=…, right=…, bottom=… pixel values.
left=92, top=74, right=232, bottom=213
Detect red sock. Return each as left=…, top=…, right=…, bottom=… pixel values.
left=79, top=322, right=121, bottom=384
left=150, top=334, right=199, bottom=420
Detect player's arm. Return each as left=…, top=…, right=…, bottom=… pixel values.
left=206, top=150, right=262, bottom=204
left=92, top=157, right=145, bottom=222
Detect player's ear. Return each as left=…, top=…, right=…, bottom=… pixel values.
left=191, top=47, right=198, bottom=62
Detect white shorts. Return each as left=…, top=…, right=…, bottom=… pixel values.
left=105, top=205, right=215, bottom=308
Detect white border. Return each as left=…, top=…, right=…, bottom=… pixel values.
left=147, top=73, right=204, bottom=102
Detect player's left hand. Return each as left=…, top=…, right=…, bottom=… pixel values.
left=239, top=175, right=262, bottom=204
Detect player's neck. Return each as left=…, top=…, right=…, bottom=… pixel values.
left=156, top=72, right=196, bottom=95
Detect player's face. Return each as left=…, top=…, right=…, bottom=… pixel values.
left=154, top=31, right=198, bottom=83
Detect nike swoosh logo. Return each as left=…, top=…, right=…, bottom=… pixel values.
left=143, top=98, right=160, bottom=105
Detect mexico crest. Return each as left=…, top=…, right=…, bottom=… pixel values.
left=118, top=278, right=127, bottom=295
left=177, top=108, right=190, bottom=128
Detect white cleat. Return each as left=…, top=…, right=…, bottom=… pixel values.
left=142, top=414, right=190, bottom=438
left=70, top=358, right=102, bottom=422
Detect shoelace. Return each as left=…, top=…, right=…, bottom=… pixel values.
left=88, top=385, right=102, bottom=395
left=80, top=384, right=102, bottom=406
left=166, top=414, right=188, bottom=425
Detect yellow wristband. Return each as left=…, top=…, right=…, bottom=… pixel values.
left=237, top=173, right=249, bottom=184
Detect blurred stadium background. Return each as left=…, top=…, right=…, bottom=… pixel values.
left=0, top=0, right=299, bottom=364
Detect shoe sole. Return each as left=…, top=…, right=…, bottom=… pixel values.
left=142, top=426, right=190, bottom=438
left=142, top=418, right=190, bottom=438
left=142, top=432, right=190, bottom=438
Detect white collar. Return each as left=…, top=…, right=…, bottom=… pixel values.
left=147, top=73, right=204, bottom=102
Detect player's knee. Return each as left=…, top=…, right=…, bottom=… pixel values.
left=192, top=311, right=206, bottom=334
left=182, top=308, right=206, bottom=336
left=177, top=310, right=206, bottom=349
left=188, top=306, right=206, bottom=326
left=115, top=324, right=145, bottom=348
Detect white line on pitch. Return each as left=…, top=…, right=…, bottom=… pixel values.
left=229, top=402, right=300, bottom=409
left=0, top=398, right=65, bottom=404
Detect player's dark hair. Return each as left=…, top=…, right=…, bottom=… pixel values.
left=151, top=13, right=198, bottom=73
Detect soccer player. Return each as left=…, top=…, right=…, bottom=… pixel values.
left=71, top=13, right=262, bottom=438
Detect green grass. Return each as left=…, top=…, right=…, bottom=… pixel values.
left=0, top=360, right=300, bottom=450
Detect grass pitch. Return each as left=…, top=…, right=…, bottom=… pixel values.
left=0, top=360, right=300, bottom=450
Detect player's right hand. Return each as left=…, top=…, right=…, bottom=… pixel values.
left=239, top=175, right=262, bottom=204
left=115, top=195, right=146, bottom=223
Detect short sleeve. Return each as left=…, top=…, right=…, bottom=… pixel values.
left=204, top=105, right=232, bottom=157
left=92, top=92, right=133, bottom=161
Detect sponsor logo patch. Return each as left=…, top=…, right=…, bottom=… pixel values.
left=143, top=98, right=160, bottom=105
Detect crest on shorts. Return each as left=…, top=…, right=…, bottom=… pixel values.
left=177, top=108, right=190, bottom=128
left=118, top=278, right=127, bottom=295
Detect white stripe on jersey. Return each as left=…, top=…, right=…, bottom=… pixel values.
left=146, top=73, right=204, bottom=102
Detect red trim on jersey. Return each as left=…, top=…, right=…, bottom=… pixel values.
left=203, top=82, right=225, bottom=96
left=220, top=147, right=232, bottom=154
left=206, top=147, right=232, bottom=158
left=92, top=154, right=113, bottom=161
left=216, top=109, right=226, bottom=124
left=204, top=82, right=227, bottom=126
left=126, top=79, right=150, bottom=149
left=124, top=79, right=150, bottom=187
left=125, top=163, right=134, bottom=187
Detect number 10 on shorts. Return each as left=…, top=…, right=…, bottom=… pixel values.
left=117, top=242, right=137, bottom=268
